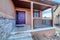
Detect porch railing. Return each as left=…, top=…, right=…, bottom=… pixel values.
left=33, top=19, right=53, bottom=29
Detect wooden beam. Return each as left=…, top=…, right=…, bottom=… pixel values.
left=20, top=0, right=52, bottom=7
left=33, top=1, right=52, bottom=7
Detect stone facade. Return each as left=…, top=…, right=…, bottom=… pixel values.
left=0, top=17, right=15, bottom=40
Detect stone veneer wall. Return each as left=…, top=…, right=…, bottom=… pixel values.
left=0, top=17, right=15, bottom=40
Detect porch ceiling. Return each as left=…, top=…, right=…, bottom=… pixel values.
left=12, top=0, right=59, bottom=11
left=31, top=0, right=59, bottom=6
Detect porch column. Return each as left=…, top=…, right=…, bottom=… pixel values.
left=31, top=2, right=33, bottom=30
left=51, top=8, right=54, bottom=26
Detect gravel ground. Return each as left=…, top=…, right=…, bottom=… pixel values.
left=44, top=35, right=60, bottom=40
left=33, top=35, right=60, bottom=40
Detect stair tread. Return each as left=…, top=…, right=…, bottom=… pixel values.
left=7, top=32, right=33, bottom=40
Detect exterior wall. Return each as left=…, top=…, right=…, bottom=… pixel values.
left=53, top=5, right=60, bottom=36
left=32, top=29, right=55, bottom=37
left=53, top=5, right=60, bottom=27
left=16, top=8, right=31, bottom=26
left=0, top=0, right=15, bottom=19
left=0, top=17, right=15, bottom=40
left=0, top=0, right=15, bottom=40
left=16, top=8, right=42, bottom=29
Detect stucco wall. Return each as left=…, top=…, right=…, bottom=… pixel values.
left=0, top=0, right=15, bottom=19
left=53, top=5, right=60, bottom=36
left=53, top=5, right=60, bottom=27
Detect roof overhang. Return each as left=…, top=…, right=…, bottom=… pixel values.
left=12, top=0, right=59, bottom=11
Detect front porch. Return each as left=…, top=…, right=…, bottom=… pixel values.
left=0, top=0, right=60, bottom=40
left=12, top=0, right=54, bottom=30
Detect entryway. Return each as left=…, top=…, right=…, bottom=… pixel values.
left=16, top=11, right=26, bottom=24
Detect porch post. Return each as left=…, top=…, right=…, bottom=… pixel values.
left=31, top=1, right=33, bottom=30
left=51, top=8, right=53, bottom=26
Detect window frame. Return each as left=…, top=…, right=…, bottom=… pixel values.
left=33, top=11, right=40, bottom=17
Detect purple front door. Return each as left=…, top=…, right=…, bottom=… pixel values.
left=16, top=11, right=25, bottom=24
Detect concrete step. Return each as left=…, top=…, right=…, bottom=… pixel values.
left=7, top=32, right=33, bottom=40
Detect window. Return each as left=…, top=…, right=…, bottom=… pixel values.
left=33, top=11, right=40, bottom=17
